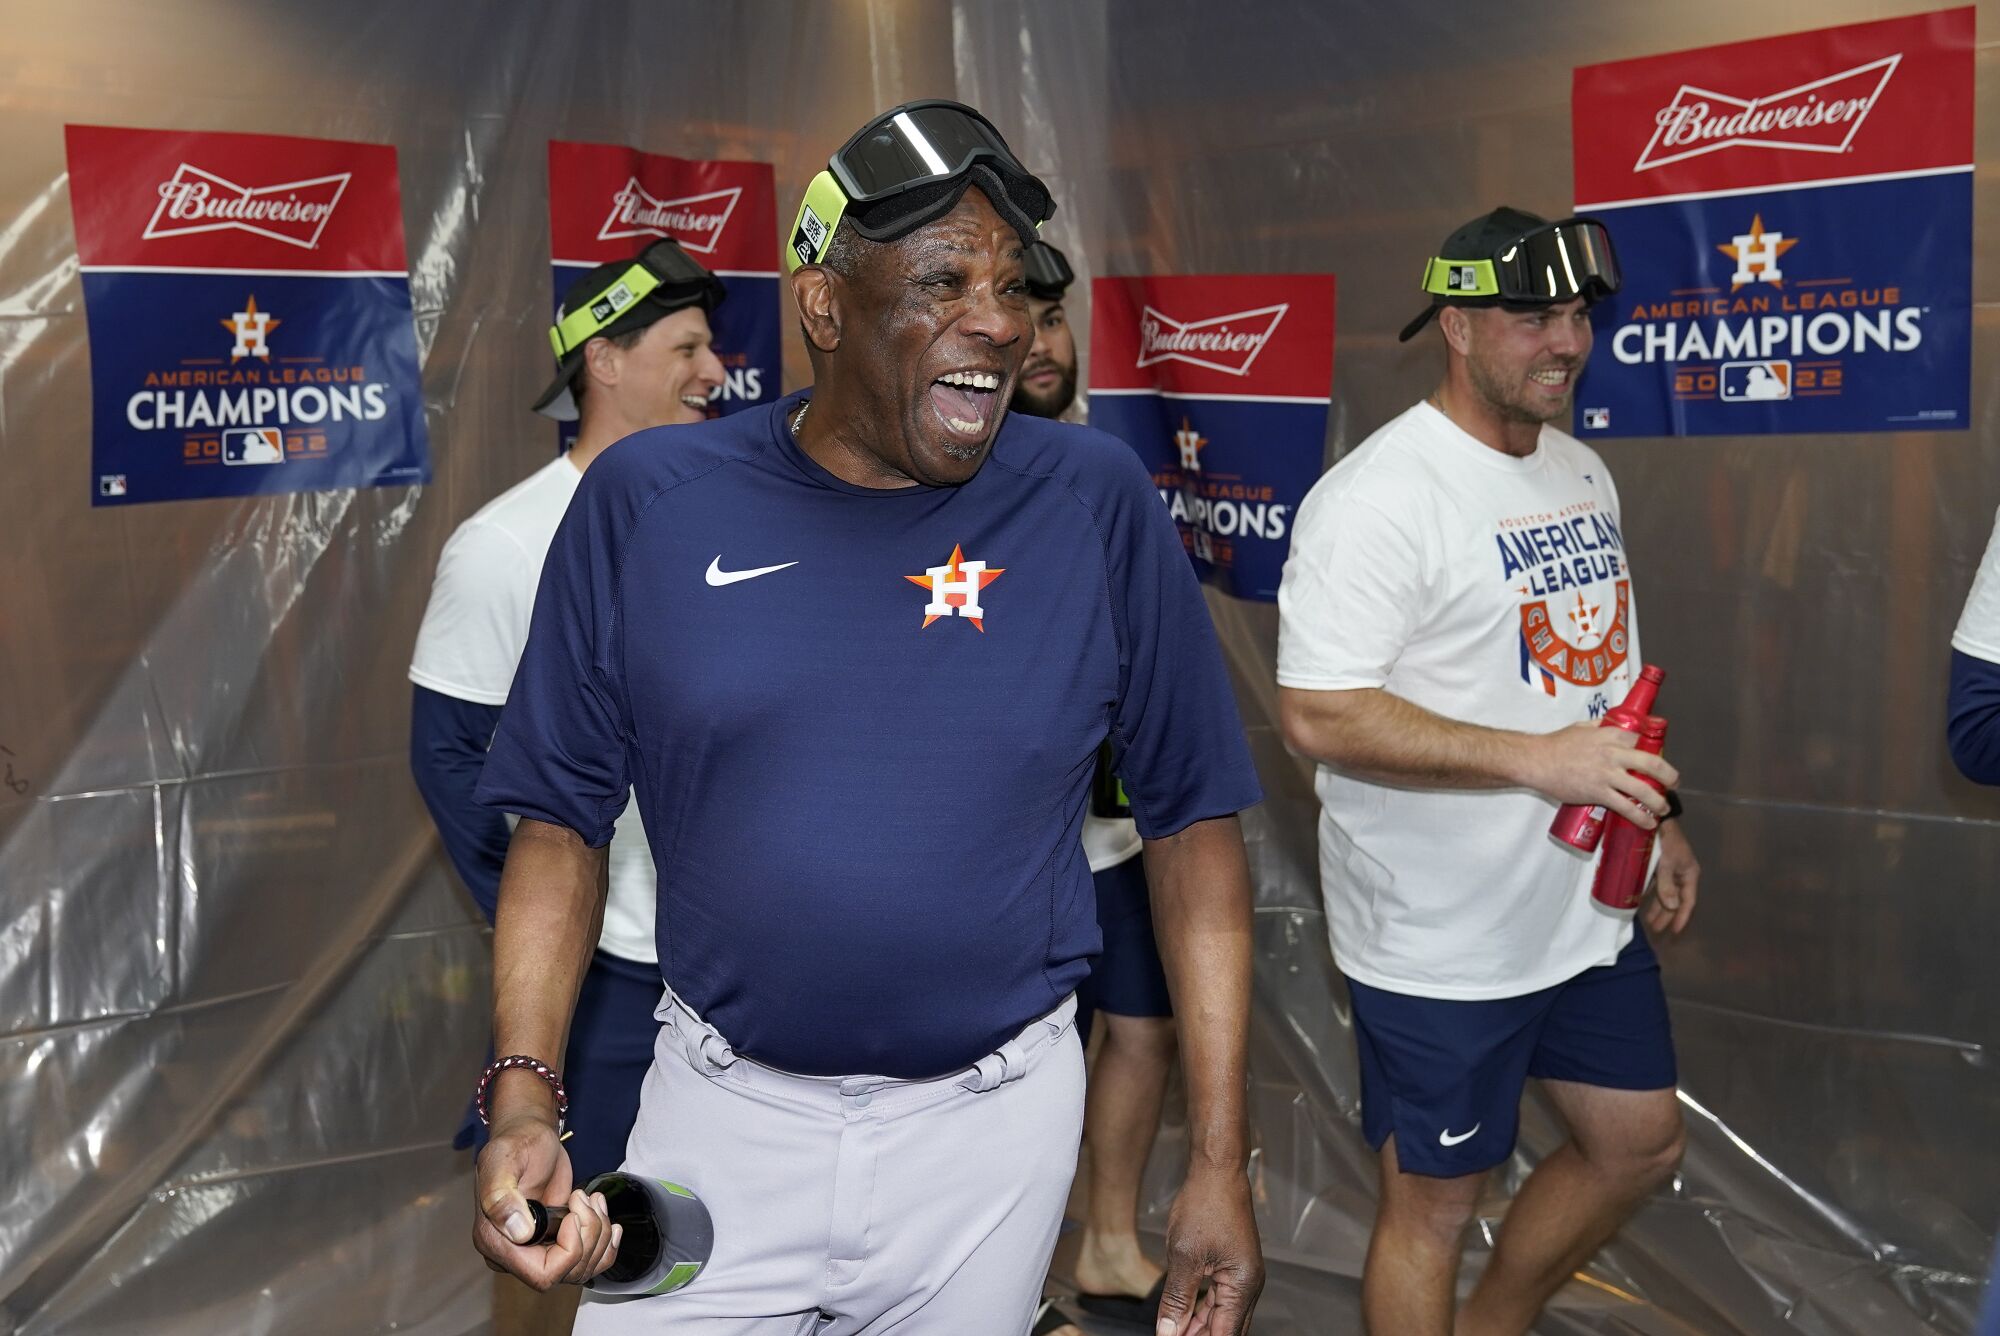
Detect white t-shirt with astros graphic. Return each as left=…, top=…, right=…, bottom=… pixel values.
left=1277, top=401, right=1642, bottom=1000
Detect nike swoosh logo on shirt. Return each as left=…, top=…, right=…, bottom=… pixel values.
left=1439, top=1124, right=1481, bottom=1147
left=705, top=557, right=798, bottom=587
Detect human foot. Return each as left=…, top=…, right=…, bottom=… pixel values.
left=1073, top=1228, right=1164, bottom=1300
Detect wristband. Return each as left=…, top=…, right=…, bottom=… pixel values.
left=1663, top=789, right=1683, bottom=822
left=477, top=1054, right=568, bottom=1136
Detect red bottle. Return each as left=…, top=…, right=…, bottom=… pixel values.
left=1549, top=663, right=1666, bottom=853
left=1591, top=716, right=1669, bottom=910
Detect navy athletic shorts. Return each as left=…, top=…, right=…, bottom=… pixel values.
left=1348, top=924, right=1677, bottom=1178
left=1075, top=855, right=1174, bottom=1049
left=457, top=948, right=663, bottom=1183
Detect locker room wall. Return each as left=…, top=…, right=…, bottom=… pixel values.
left=0, top=2, right=1991, bottom=1330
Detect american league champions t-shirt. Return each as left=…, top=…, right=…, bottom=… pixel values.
left=1278, top=402, right=1643, bottom=999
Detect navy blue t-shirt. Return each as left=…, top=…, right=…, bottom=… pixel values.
left=477, top=390, right=1261, bottom=1078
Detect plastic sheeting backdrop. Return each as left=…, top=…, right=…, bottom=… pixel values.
left=1, top=2, right=1994, bottom=1333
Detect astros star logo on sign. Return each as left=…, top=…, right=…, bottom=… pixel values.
left=1174, top=417, right=1207, bottom=473
left=905, top=543, right=1004, bottom=631
left=1716, top=214, right=1798, bottom=291
left=220, top=294, right=280, bottom=362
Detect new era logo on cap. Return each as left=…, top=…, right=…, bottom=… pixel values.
left=589, top=281, right=638, bottom=323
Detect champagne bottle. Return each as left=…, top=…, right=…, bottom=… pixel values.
left=525, top=1172, right=715, bottom=1296
left=1549, top=664, right=1665, bottom=852
left=1590, top=716, right=1669, bottom=910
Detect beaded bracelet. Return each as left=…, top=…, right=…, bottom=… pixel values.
left=477, top=1054, right=569, bottom=1136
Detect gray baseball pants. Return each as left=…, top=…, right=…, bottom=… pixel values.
left=574, top=990, right=1085, bottom=1335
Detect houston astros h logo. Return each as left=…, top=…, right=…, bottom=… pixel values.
left=1717, top=214, right=1799, bottom=290
left=905, top=544, right=1004, bottom=631
left=221, top=295, right=280, bottom=362
left=1174, top=417, right=1207, bottom=473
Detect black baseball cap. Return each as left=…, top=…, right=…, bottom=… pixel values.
left=532, top=238, right=727, bottom=420
left=1397, top=207, right=1620, bottom=342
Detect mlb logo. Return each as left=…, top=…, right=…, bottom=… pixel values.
left=222, top=427, right=287, bottom=465
left=98, top=474, right=127, bottom=497
left=1583, top=407, right=1611, bottom=430
left=1719, top=360, right=1792, bottom=402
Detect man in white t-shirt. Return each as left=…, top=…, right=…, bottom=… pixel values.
left=409, top=239, right=725, bottom=1336
left=1013, top=242, right=1178, bottom=1334
left=1276, top=208, right=1700, bottom=1336
left=1946, top=516, right=2000, bottom=1336
left=1948, top=510, right=2000, bottom=785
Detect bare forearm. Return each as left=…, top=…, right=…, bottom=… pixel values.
left=1143, top=815, right=1253, bottom=1173
left=1279, top=685, right=1528, bottom=790
left=490, top=818, right=608, bottom=1121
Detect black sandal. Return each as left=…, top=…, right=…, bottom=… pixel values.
left=1074, top=1276, right=1168, bottom=1329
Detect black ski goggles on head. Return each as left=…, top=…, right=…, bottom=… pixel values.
left=1400, top=217, right=1620, bottom=341
left=1023, top=241, right=1073, bottom=300
left=787, top=99, right=1055, bottom=271
left=533, top=238, right=726, bottom=420
left=548, top=238, right=725, bottom=364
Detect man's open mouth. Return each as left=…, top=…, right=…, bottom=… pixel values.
left=929, top=369, right=1002, bottom=440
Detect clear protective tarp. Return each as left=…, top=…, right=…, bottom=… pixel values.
left=0, top=2, right=1993, bottom=1332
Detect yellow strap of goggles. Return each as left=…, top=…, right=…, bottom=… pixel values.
left=785, top=171, right=853, bottom=274
left=548, top=263, right=665, bottom=361
left=1420, top=256, right=1500, bottom=299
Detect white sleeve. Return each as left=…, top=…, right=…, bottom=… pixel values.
left=1954, top=506, right=2000, bottom=664
left=1276, top=482, right=1429, bottom=691
left=408, top=519, right=538, bottom=705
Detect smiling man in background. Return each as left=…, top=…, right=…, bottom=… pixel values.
left=1278, top=208, right=1698, bottom=1336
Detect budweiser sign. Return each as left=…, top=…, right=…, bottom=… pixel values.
left=1137, top=303, right=1288, bottom=377
left=142, top=165, right=350, bottom=250
left=1633, top=55, right=1899, bottom=172
left=596, top=179, right=740, bottom=252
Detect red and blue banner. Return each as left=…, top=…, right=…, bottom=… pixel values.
left=547, top=143, right=779, bottom=449
left=66, top=125, right=430, bottom=506
left=1090, top=275, right=1335, bottom=601
left=1571, top=8, right=1973, bottom=438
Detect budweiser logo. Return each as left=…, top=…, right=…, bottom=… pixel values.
left=596, top=179, right=739, bottom=252
left=1634, top=55, right=1899, bottom=172
left=1137, top=303, right=1288, bottom=376
left=144, top=165, right=350, bottom=249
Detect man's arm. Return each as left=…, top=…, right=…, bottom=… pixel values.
left=1277, top=685, right=1677, bottom=828
left=1143, top=814, right=1261, bottom=1336
left=471, top=818, right=619, bottom=1290
left=408, top=684, right=510, bottom=921
left=1947, top=648, right=2000, bottom=785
